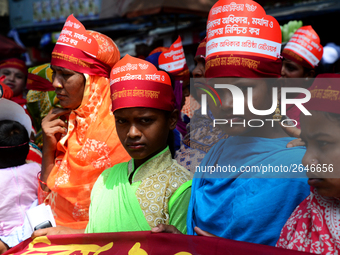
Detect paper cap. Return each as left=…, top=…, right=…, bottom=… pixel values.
left=304, top=73, right=340, bottom=115
left=206, top=0, right=281, bottom=60
left=158, top=36, right=187, bottom=74
left=51, top=15, right=116, bottom=78
left=56, top=14, right=98, bottom=57
left=205, top=0, right=282, bottom=78
left=282, top=25, right=323, bottom=68
left=110, top=55, right=175, bottom=112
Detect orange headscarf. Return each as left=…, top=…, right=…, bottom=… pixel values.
left=40, top=18, right=130, bottom=229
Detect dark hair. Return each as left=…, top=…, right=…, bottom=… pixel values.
left=158, top=68, right=176, bottom=90
left=163, top=111, right=176, bottom=158
left=303, top=66, right=314, bottom=76
left=0, top=120, right=29, bottom=168
left=157, top=69, right=178, bottom=158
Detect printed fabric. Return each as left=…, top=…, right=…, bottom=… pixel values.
left=181, top=95, right=200, bottom=119
left=175, top=109, right=227, bottom=172
left=39, top=31, right=130, bottom=229
left=276, top=187, right=340, bottom=254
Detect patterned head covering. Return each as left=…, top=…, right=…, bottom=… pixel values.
left=205, top=0, right=282, bottom=78
left=51, top=14, right=119, bottom=78
left=282, top=26, right=323, bottom=69
left=41, top=16, right=130, bottom=229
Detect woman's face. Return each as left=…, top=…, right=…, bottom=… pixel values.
left=301, top=111, right=340, bottom=197
left=280, top=58, right=315, bottom=98
left=114, top=107, right=177, bottom=168
left=0, top=67, right=26, bottom=97
left=281, top=58, right=306, bottom=78
left=51, top=65, right=85, bottom=110
left=207, top=78, right=275, bottom=137
left=192, top=56, right=205, bottom=79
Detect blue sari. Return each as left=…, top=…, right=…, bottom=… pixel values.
left=187, top=136, right=310, bottom=246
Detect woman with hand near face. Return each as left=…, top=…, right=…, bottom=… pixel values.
left=277, top=74, right=340, bottom=254
left=31, top=55, right=192, bottom=238
left=38, top=15, right=130, bottom=229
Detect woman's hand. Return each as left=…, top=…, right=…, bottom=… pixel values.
left=194, top=226, right=217, bottom=237
left=42, top=108, right=70, bottom=151
left=286, top=138, right=305, bottom=148
left=31, top=226, right=84, bottom=238
left=151, top=224, right=182, bottom=234
left=281, top=124, right=301, bottom=139
left=280, top=119, right=305, bottom=148
left=40, top=108, right=71, bottom=191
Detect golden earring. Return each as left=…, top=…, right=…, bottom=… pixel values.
left=273, top=100, right=282, bottom=121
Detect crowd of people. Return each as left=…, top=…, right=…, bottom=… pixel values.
left=1, top=0, right=340, bottom=254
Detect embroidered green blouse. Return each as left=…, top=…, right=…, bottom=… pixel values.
left=85, top=147, right=192, bottom=234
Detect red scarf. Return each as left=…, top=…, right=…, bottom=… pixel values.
left=11, top=94, right=26, bottom=106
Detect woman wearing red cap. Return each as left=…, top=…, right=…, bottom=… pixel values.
left=281, top=25, right=323, bottom=128
left=0, top=58, right=27, bottom=104
left=37, top=15, right=130, bottom=230
left=277, top=74, right=340, bottom=254
left=32, top=55, right=192, bottom=237
left=0, top=58, right=33, bottom=126
left=0, top=60, right=43, bottom=166
left=154, top=0, right=310, bottom=246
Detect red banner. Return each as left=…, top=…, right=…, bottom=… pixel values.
left=4, top=231, right=312, bottom=255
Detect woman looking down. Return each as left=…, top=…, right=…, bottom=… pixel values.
left=38, top=15, right=130, bottom=229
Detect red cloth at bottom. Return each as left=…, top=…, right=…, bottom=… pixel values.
left=5, top=231, right=312, bottom=255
